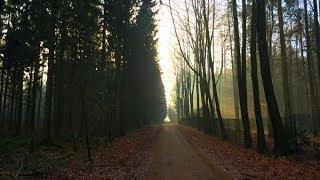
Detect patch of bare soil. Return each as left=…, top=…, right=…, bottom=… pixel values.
left=177, top=124, right=320, bottom=179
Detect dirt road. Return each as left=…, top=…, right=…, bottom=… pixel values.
left=146, top=124, right=233, bottom=180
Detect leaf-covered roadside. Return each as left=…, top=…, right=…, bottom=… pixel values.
left=51, top=125, right=160, bottom=179
left=177, top=125, right=320, bottom=178
left=0, top=125, right=161, bottom=179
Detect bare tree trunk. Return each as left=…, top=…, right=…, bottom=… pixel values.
left=16, top=67, right=23, bottom=135
left=0, top=69, right=5, bottom=129
left=256, top=0, right=290, bottom=155
left=196, top=63, right=200, bottom=129
left=101, top=0, right=107, bottom=70
left=241, top=0, right=252, bottom=147
left=190, top=70, right=195, bottom=120
left=303, top=0, right=320, bottom=134
left=298, top=17, right=312, bottom=130
left=81, top=85, right=91, bottom=161
left=313, top=0, right=320, bottom=90
left=267, top=2, right=275, bottom=138
left=277, top=0, right=293, bottom=129
left=250, top=0, right=267, bottom=152
left=227, top=1, right=240, bottom=133
left=55, top=20, right=66, bottom=137
left=44, top=0, right=57, bottom=143
left=231, top=0, right=252, bottom=147
left=25, top=68, right=33, bottom=132
left=36, top=70, right=43, bottom=128
left=202, top=0, right=226, bottom=139
left=29, top=41, right=41, bottom=153
left=8, top=69, right=16, bottom=130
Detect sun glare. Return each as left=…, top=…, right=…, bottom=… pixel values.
left=158, top=2, right=175, bottom=108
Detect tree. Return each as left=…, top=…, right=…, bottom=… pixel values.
left=250, top=0, right=267, bottom=152
left=313, top=0, right=320, bottom=91
left=256, top=0, right=290, bottom=155
left=202, top=0, right=227, bottom=139
left=303, top=0, right=320, bottom=134
left=44, top=0, right=57, bottom=143
left=231, top=0, right=252, bottom=148
left=277, top=0, right=293, bottom=128
left=130, top=0, right=166, bottom=126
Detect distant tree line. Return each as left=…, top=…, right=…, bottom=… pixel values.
left=0, top=0, right=167, bottom=158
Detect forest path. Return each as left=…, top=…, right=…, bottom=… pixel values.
left=146, top=124, right=233, bottom=180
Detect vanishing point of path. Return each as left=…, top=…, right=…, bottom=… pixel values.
left=146, top=124, right=233, bottom=180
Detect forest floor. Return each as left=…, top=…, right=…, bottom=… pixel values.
left=1, top=123, right=320, bottom=179
left=177, top=124, right=320, bottom=178
left=0, top=125, right=161, bottom=179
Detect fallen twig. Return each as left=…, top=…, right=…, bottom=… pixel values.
left=14, top=158, right=24, bottom=178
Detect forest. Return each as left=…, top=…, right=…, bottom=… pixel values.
left=1, top=0, right=320, bottom=179
left=0, top=0, right=167, bottom=177
left=169, top=0, right=320, bottom=156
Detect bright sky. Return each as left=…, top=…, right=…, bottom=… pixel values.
left=156, top=0, right=275, bottom=119
left=157, top=0, right=228, bottom=108
left=158, top=0, right=175, bottom=106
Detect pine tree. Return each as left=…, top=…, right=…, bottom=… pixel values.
left=131, top=0, right=167, bottom=125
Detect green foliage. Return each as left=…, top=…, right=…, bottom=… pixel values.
left=129, top=0, right=167, bottom=125
left=104, top=0, right=167, bottom=131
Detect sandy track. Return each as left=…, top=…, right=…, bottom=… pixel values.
left=146, top=124, right=233, bottom=180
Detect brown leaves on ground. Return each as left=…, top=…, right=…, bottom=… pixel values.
left=177, top=125, right=320, bottom=179
left=52, top=126, right=161, bottom=179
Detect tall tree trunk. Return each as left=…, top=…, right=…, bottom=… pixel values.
left=277, top=0, right=293, bottom=129
left=231, top=0, right=252, bottom=147
left=267, top=2, right=275, bottom=138
left=201, top=0, right=226, bottom=138
left=15, top=67, right=24, bottom=135
left=81, top=84, right=91, bottom=161
left=36, top=70, right=43, bottom=128
left=227, top=1, right=240, bottom=133
left=30, top=42, right=40, bottom=135
left=196, top=63, right=200, bottom=129
left=44, top=0, right=57, bottom=143
left=241, top=0, right=252, bottom=147
left=2, top=70, right=9, bottom=128
left=29, top=42, right=41, bottom=153
left=0, top=69, right=4, bottom=129
left=101, top=0, right=107, bottom=71
left=256, top=0, right=290, bottom=155
left=312, top=0, right=320, bottom=131
left=250, top=0, right=267, bottom=152
left=55, top=17, right=66, bottom=137
left=9, top=69, right=16, bottom=130
left=190, top=71, right=195, bottom=119
left=298, top=17, right=312, bottom=130
left=313, top=0, right=320, bottom=91
left=25, top=68, right=33, bottom=132
left=303, top=0, right=320, bottom=134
